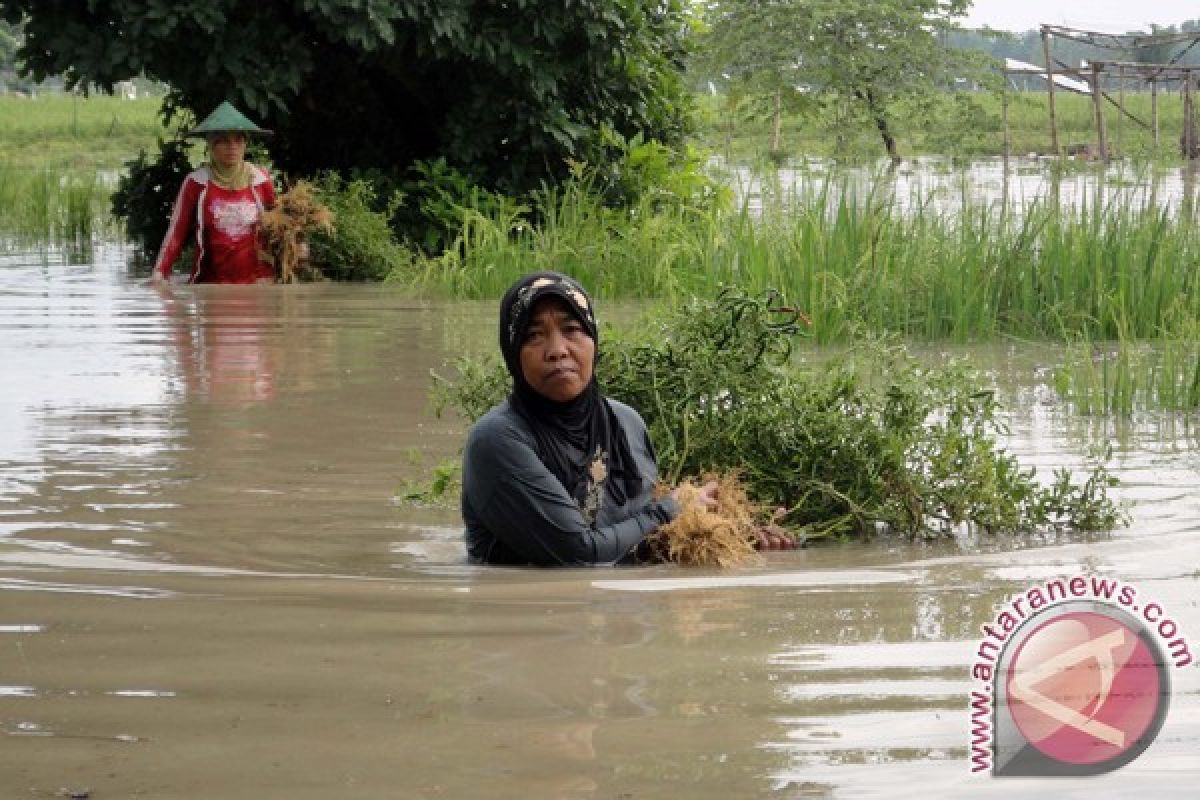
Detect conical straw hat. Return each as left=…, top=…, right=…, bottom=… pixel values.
left=187, top=101, right=272, bottom=137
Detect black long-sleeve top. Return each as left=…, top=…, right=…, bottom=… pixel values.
left=462, top=398, right=680, bottom=566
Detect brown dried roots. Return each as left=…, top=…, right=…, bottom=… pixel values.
left=644, top=473, right=764, bottom=567
left=259, top=181, right=334, bottom=283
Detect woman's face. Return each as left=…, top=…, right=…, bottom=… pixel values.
left=519, top=296, right=595, bottom=403
left=209, top=132, right=247, bottom=167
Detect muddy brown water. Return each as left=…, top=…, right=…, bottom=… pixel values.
left=1, top=245, right=1198, bottom=798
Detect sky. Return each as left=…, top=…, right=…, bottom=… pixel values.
left=962, top=0, right=1198, bottom=33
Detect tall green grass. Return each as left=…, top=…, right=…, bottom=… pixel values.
left=406, top=167, right=1200, bottom=345
left=0, top=163, right=113, bottom=246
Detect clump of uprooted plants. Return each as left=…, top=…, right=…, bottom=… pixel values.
left=643, top=473, right=764, bottom=567
left=429, top=287, right=1126, bottom=559
left=258, top=181, right=335, bottom=282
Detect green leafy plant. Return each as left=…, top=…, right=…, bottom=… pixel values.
left=307, top=172, right=410, bottom=282
left=431, top=288, right=1126, bottom=540
left=110, top=136, right=194, bottom=258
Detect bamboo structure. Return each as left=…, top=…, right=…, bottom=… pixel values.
left=1033, top=24, right=1200, bottom=161
left=1152, top=80, right=1160, bottom=147
left=1042, top=30, right=1061, bottom=156
left=1186, top=76, right=1195, bottom=160
left=1091, top=63, right=1108, bottom=160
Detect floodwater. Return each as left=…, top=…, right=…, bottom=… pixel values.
left=732, top=156, right=1200, bottom=217
left=1, top=246, right=1198, bottom=799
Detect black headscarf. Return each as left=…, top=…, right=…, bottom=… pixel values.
left=498, top=272, right=643, bottom=521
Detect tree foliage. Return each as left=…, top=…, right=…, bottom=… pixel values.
left=701, top=0, right=993, bottom=160
left=0, top=19, right=18, bottom=74
left=1, top=1, right=692, bottom=192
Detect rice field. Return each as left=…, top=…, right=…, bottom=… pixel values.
left=1055, top=317, right=1200, bottom=415
left=0, top=163, right=116, bottom=251
left=0, top=94, right=166, bottom=170
left=0, top=95, right=165, bottom=250
left=409, top=168, right=1200, bottom=344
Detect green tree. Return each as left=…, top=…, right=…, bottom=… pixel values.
left=0, top=1, right=692, bottom=192
left=0, top=19, right=18, bottom=75
left=703, top=0, right=991, bottom=161
left=697, top=1, right=813, bottom=157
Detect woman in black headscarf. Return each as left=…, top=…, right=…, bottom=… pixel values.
left=462, top=272, right=717, bottom=566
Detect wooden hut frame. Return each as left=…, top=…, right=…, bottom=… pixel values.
left=1033, top=24, right=1200, bottom=160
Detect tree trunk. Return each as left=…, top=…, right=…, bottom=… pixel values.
left=862, top=88, right=899, bottom=164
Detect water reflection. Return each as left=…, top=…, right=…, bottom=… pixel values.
left=158, top=285, right=283, bottom=407
left=733, top=156, right=1200, bottom=219
left=155, top=284, right=345, bottom=407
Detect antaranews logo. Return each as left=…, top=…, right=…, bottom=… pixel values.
left=967, top=574, right=1192, bottom=776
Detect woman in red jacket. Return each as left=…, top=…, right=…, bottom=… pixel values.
left=151, top=102, right=277, bottom=284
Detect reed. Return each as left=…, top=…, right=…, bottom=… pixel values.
left=415, top=177, right=723, bottom=299
left=406, top=166, right=1200, bottom=345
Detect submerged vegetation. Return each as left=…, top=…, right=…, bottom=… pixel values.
left=433, top=289, right=1125, bottom=541
left=0, top=162, right=111, bottom=248
left=1056, top=315, right=1200, bottom=415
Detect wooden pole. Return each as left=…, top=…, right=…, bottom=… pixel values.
left=1092, top=63, right=1108, bottom=161
left=1042, top=30, right=1061, bottom=156
left=1116, top=67, right=1124, bottom=156
left=1002, top=83, right=1011, bottom=163
left=1152, top=79, right=1160, bottom=149
left=1183, top=157, right=1196, bottom=220
left=1185, top=75, right=1194, bottom=160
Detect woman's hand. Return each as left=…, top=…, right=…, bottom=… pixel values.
left=753, top=508, right=797, bottom=551
left=672, top=479, right=719, bottom=512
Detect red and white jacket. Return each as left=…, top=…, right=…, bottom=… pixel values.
left=153, top=165, right=277, bottom=284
